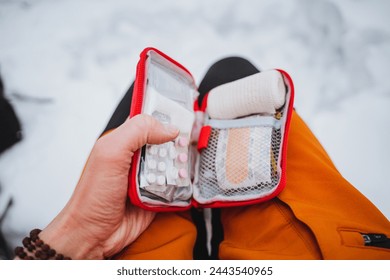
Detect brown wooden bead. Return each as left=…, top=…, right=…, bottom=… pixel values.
left=15, top=246, right=24, bottom=255
left=22, top=237, right=31, bottom=247
left=41, top=244, right=50, bottom=252
left=31, top=235, right=39, bottom=242
left=39, top=251, right=48, bottom=260
left=30, top=229, right=41, bottom=237
left=36, top=250, right=48, bottom=260
left=35, top=239, right=44, bottom=247
left=30, top=229, right=41, bottom=242
left=35, top=250, right=42, bottom=258
left=27, top=244, right=36, bottom=252
left=48, top=249, right=56, bottom=257
left=55, top=254, right=64, bottom=260
left=18, top=251, right=27, bottom=258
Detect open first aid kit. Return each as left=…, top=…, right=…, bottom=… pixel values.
left=128, top=48, right=295, bottom=211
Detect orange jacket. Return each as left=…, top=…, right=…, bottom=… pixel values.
left=115, top=111, right=390, bottom=260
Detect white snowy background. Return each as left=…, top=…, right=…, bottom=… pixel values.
left=0, top=0, right=389, bottom=253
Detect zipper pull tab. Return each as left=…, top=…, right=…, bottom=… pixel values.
left=362, top=233, right=389, bottom=245
left=275, top=111, right=282, bottom=120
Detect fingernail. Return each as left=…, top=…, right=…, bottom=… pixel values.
left=164, top=124, right=179, bottom=135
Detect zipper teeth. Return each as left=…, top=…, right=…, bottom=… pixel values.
left=129, top=48, right=194, bottom=211
left=134, top=58, right=147, bottom=115
left=128, top=52, right=148, bottom=209
left=278, top=69, right=294, bottom=192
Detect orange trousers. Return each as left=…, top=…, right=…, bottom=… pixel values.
left=115, top=111, right=390, bottom=260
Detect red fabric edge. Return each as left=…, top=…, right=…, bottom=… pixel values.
left=127, top=47, right=196, bottom=212
left=197, top=125, right=212, bottom=151
left=200, top=92, right=209, bottom=112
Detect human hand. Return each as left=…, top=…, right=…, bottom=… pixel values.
left=38, top=114, right=179, bottom=259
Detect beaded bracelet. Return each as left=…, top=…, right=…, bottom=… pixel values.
left=15, top=229, right=72, bottom=260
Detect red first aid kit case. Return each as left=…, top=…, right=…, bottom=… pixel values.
left=128, top=47, right=294, bottom=211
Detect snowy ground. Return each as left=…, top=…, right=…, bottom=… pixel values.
left=0, top=0, right=389, bottom=252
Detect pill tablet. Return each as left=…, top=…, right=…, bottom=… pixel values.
left=179, top=168, right=188, bottom=178
left=157, top=161, right=166, bottom=172
left=147, top=159, right=157, bottom=169
left=148, top=145, right=158, bottom=155
left=177, top=136, right=189, bottom=147
left=178, top=153, right=188, bottom=163
left=170, top=167, right=179, bottom=179
left=147, top=173, right=156, bottom=184
left=157, top=175, right=165, bottom=186
left=158, top=148, right=167, bottom=158
left=169, top=145, right=177, bottom=159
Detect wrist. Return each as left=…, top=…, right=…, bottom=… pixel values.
left=39, top=208, right=105, bottom=260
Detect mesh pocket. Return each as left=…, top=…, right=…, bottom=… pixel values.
left=197, top=125, right=282, bottom=203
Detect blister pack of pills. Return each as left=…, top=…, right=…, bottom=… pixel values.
left=128, top=48, right=294, bottom=211
left=140, top=135, right=192, bottom=201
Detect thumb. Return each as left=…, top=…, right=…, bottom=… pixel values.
left=97, top=114, right=179, bottom=157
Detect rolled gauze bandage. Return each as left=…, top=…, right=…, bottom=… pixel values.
left=207, top=70, right=286, bottom=119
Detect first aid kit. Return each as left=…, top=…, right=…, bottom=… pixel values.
left=128, top=48, right=294, bottom=211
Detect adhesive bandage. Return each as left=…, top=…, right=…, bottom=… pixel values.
left=216, top=126, right=273, bottom=190
left=207, top=70, right=286, bottom=119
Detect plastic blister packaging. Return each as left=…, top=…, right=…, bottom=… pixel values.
left=136, top=57, right=196, bottom=206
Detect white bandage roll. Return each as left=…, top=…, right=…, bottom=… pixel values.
left=207, top=70, right=286, bottom=119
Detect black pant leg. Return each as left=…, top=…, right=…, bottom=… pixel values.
left=101, top=83, right=134, bottom=135
left=193, top=57, right=261, bottom=259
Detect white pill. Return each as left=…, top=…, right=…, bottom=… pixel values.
left=159, top=148, right=167, bottom=158
left=170, top=167, right=179, bottom=179
left=157, top=175, right=165, bottom=186
left=148, top=145, right=158, bottom=155
left=147, top=159, right=157, bottom=169
left=169, top=146, right=177, bottom=159
left=157, top=161, right=166, bottom=172
left=147, top=173, right=156, bottom=184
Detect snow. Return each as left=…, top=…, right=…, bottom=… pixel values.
left=0, top=0, right=389, bottom=250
